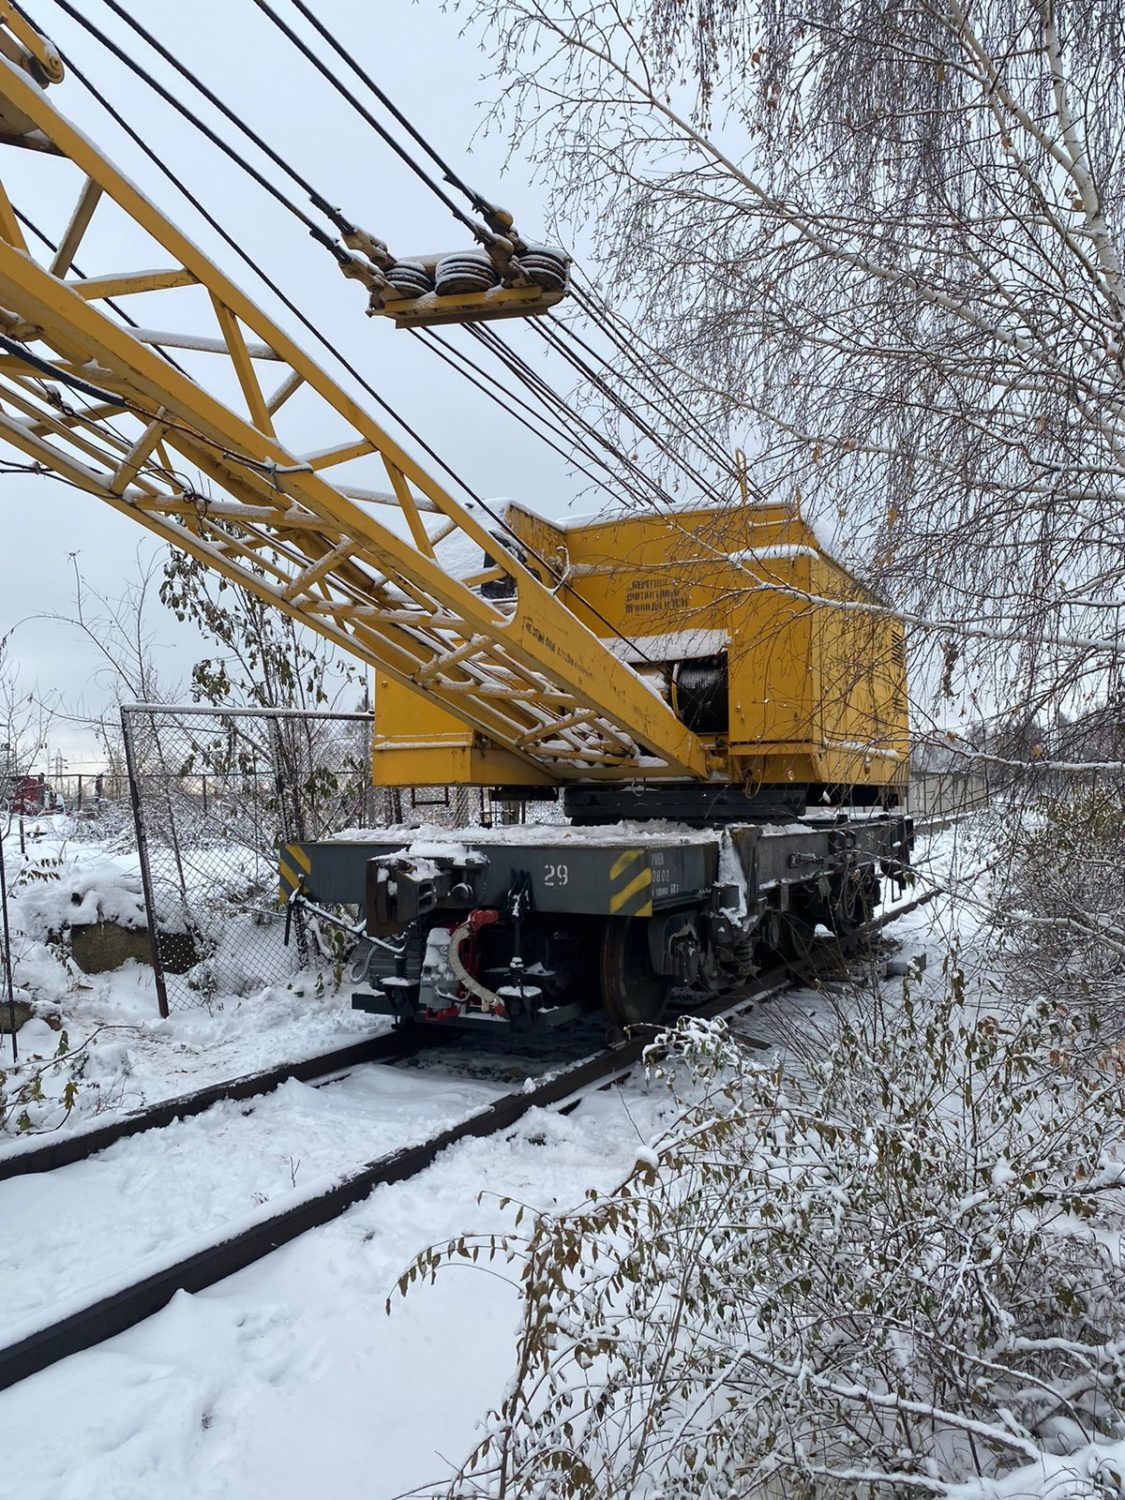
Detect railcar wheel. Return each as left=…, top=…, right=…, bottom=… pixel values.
left=599, top=916, right=671, bottom=1029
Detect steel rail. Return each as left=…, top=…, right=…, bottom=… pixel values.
left=0, top=1028, right=425, bottom=1183
left=0, top=890, right=936, bottom=1394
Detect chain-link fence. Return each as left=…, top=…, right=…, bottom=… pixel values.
left=120, top=704, right=555, bottom=1016
left=122, top=704, right=386, bottom=1016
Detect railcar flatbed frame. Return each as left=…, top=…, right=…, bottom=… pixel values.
left=283, top=810, right=912, bottom=1028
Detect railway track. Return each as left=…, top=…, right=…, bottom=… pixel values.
left=0, top=888, right=936, bottom=1395
left=0, top=1028, right=427, bottom=1184
left=0, top=808, right=960, bottom=1189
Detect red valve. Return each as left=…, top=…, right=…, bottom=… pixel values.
left=468, top=907, right=500, bottom=932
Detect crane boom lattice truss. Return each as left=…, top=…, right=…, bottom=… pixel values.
left=0, top=33, right=709, bottom=782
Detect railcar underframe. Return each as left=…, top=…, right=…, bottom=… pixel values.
left=282, top=809, right=912, bottom=1030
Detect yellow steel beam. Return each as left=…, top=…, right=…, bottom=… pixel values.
left=380, top=284, right=565, bottom=329
left=73, top=267, right=198, bottom=300
left=50, top=178, right=101, bottom=276
left=0, top=172, right=23, bottom=247
left=210, top=294, right=275, bottom=437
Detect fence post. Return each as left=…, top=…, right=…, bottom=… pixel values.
left=0, top=828, right=18, bottom=1062
left=121, top=707, right=171, bottom=1020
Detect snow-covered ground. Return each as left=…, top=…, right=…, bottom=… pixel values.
left=3, top=813, right=1098, bottom=1500
left=0, top=1080, right=685, bottom=1500
left=0, top=815, right=379, bottom=1148
left=0, top=1065, right=514, bottom=1349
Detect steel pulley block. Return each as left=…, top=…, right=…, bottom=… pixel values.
left=517, top=244, right=569, bottom=292
left=435, top=251, right=500, bottom=296
left=385, top=259, right=434, bottom=299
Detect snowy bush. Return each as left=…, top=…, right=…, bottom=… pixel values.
left=0, top=1026, right=92, bottom=1135
left=397, top=960, right=1125, bottom=1498
left=992, top=784, right=1125, bottom=1021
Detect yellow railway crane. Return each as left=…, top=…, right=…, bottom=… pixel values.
left=0, top=9, right=911, bottom=1027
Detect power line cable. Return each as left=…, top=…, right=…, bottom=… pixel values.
left=0, top=329, right=125, bottom=403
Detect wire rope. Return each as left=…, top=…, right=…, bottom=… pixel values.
left=260, top=7, right=735, bottom=492
left=282, top=0, right=490, bottom=217
left=102, top=0, right=738, bottom=534
left=243, top=0, right=737, bottom=506
left=22, top=8, right=497, bottom=507
left=530, top=317, right=732, bottom=505
left=464, top=324, right=672, bottom=510
left=245, top=0, right=485, bottom=241
left=413, top=329, right=639, bottom=507
left=567, top=283, right=739, bottom=476
left=468, top=323, right=693, bottom=516
left=25, top=0, right=657, bottom=662
left=43, top=0, right=332, bottom=246
left=78, top=0, right=739, bottom=516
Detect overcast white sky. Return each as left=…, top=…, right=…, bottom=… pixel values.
left=0, top=0, right=628, bottom=768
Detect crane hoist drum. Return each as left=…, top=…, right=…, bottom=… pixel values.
left=671, top=655, right=729, bottom=736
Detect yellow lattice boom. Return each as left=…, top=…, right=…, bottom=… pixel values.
left=0, top=12, right=708, bottom=783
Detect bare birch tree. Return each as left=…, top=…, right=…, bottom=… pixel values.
left=467, top=0, right=1125, bottom=760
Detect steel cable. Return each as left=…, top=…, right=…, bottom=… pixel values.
left=43, top=0, right=332, bottom=245
left=246, top=0, right=485, bottom=241
left=24, top=0, right=657, bottom=661
left=243, top=0, right=744, bottom=511
left=413, top=329, right=639, bottom=507
left=530, top=317, right=732, bottom=505
left=282, top=0, right=493, bottom=220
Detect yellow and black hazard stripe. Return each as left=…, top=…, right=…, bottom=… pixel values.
left=278, top=841, right=311, bottom=904
left=608, top=848, right=653, bottom=917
